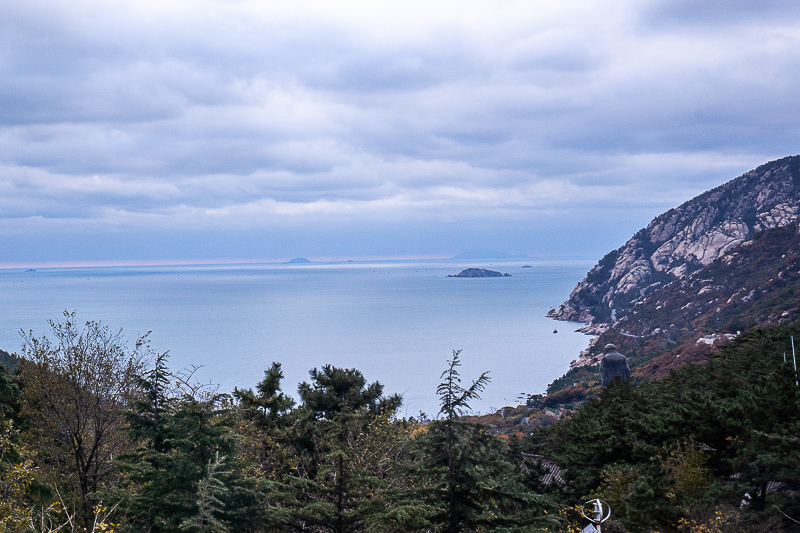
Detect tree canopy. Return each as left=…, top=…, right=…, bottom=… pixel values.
left=4, top=314, right=800, bottom=532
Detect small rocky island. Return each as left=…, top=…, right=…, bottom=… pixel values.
left=448, top=268, right=510, bottom=278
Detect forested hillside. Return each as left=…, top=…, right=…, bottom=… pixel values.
left=534, top=323, right=800, bottom=532
left=0, top=317, right=562, bottom=533
left=2, top=312, right=800, bottom=532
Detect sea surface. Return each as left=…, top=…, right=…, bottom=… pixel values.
left=0, top=258, right=594, bottom=416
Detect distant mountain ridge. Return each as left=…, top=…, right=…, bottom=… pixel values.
left=550, top=155, right=800, bottom=326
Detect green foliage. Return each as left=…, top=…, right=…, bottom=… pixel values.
left=0, top=349, right=20, bottom=372
left=0, top=362, right=20, bottom=420
left=0, top=419, right=36, bottom=532
left=15, top=310, right=800, bottom=532
left=535, top=322, right=800, bottom=532
left=265, top=365, right=405, bottom=533
left=234, top=362, right=295, bottom=429
left=233, top=362, right=297, bottom=483
left=391, top=351, right=556, bottom=533
left=180, top=452, right=231, bottom=533
left=548, top=379, right=675, bottom=503
left=546, top=366, right=599, bottom=396
left=17, top=311, right=148, bottom=529
left=410, top=420, right=553, bottom=532
left=298, top=365, right=401, bottom=421
left=436, top=350, right=490, bottom=420
left=117, top=352, right=263, bottom=533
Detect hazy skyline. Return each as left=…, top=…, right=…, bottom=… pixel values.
left=3, top=0, right=800, bottom=266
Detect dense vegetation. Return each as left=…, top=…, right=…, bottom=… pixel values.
left=536, top=323, right=800, bottom=532
left=2, top=312, right=800, bottom=532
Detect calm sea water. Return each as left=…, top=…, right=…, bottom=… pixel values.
left=0, top=259, right=593, bottom=416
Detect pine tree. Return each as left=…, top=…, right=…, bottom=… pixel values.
left=266, top=365, right=402, bottom=533
left=535, top=323, right=800, bottom=531
left=401, top=350, right=548, bottom=532
left=233, top=363, right=296, bottom=482
left=235, top=362, right=295, bottom=429
left=118, top=353, right=264, bottom=532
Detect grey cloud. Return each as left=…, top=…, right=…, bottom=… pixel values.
left=504, top=30, right=599, bottom=73
left=1, top=0, right=800, bottom=262
left=641, top=0, right=800, bottom=28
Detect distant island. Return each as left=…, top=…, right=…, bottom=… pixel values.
left=450, top=249, right=530, bottom=260
left=448, top=268, right=510, bottom=278
left=285, top=257, right=312, bottom=264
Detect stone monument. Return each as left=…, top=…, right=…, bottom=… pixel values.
left=599, top=344, right=631, bottom=387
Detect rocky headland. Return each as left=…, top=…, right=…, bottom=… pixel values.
left=549, top=155, right=800, bottom=368
left=550, top=155, right=800, bottom=325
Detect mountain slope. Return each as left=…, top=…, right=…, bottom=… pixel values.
left=621, top=221, right=800, bottom=338
left=542, top=219, right=800, bottom=403
left=549, top=155, right=800, bottom=325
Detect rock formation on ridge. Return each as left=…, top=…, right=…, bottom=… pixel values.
left=549, top=155, right=800, bottom=327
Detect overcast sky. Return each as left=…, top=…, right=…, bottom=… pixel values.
left=3, top=0, right=800, bottom=265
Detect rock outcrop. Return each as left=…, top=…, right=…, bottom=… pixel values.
left=550, top=155, right=800, bottom=326
left=448, top=268, right=510, bottom=278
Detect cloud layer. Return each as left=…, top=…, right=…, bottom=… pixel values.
left=2, top=0, right=800, bottom=262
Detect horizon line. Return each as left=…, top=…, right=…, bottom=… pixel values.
left=0, top=254, right=455, bottom=270
left=0, top=253, right=599, bottom=270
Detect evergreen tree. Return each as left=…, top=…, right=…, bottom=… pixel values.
left=180, top=452, right=231, bottom=533
left=535, top=323, right=800, bottom=532
left=116, top=352, right=180, bottom=530
left=402, top=350, right=550, bottom=532
left=549, top=379, right=672, bottom=498
left=233, top=362, right=296, bottom=482
left=235, top=362, right=295, bottom=429
left=0, top=362, right=20, bottom=420
left=266, top=365, right=402, bottom=533
left=118, top=353, right=264, bottom=532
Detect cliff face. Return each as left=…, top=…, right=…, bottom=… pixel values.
left=550, top=155, right=800, bottom=326
left=565, top=220, right=800, bottom=371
